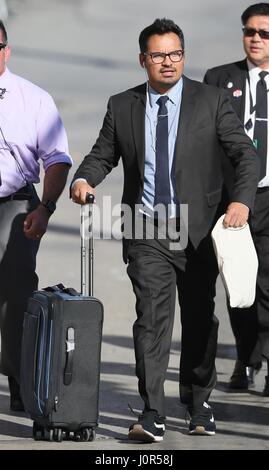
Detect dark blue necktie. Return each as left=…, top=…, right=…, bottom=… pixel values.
left=253, top=71, right=268, bottom=180
left=154, top=95, right=171, bottom=209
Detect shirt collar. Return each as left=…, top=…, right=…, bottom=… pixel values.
left=148, top=78, right=183, bottom=108
left=247, top=59, right=269, bottom=80
left=0, top=67, right=12, bottom=88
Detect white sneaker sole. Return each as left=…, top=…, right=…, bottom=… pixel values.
left=128, top=424, right=164, bottom=442
left=189, top=425, right=215, bottom=436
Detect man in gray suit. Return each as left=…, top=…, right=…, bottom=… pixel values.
left=71, top=18, right=258, bottom=441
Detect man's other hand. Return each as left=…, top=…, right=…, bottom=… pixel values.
left=223, top=202, right=249, bottom=228
left=23, top=205, right=50, bottom=240
left=71, top=181, right=95, bottom=204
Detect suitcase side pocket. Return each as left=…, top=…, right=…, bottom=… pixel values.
left=21, top=297, right=54, bottom=417
left=20, top=309, right=41, bottom=415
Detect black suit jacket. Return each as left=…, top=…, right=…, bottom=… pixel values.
left=73, top=76, right=259, bottom=262
left=204, top=60, right=252, bottom=197
left=204, top=59, right=248, bottom=122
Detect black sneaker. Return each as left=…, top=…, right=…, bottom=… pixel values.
left=188, top=401, right=216, bottom=436
left=228, top=360, right=248, bottom=390
left=228, top=360, right=262, bottom=391
left=128, top=410, right=165, bottom=442
left=262, top=376, right=269, bottom=397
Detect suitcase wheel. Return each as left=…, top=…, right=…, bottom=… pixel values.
left=74, top=427, right=95, bottom=442
left=82, top=427, right=95, bottom=442
left=43, top=429, right=54, bottom=441
left=88, top=428, right=96, bottom=441
left=53, top=428, right=63, bottom=442
left=33, top=422, right=45, bottom=440
left=33, top=423, right=64, bottom=442
left=33, top=424, right=94, bottom=442
left=64, top=430, right=70, bottom=440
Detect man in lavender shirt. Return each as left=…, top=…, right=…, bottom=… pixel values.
left=0, top=21, right=72, bottom=411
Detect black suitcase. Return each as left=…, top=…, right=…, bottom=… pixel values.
left=20, top=194, right=103, bottom=442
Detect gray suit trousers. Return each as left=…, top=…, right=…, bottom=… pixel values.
left=0, top=186, right=40, bottom=383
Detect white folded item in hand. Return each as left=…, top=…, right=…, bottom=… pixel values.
left=211, top=214, right=258, bottom=308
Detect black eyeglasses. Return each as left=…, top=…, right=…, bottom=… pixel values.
left=0, top=43, right=7, bottom=51
left=144, top=50, right=184, bottom=64
left=242, top=27, right=269, bottom=39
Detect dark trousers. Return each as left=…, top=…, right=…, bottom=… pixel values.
left=0, top=186, right=40, bottom=383
left=126, top=227, right=219, bottom=417
left=228, top=188, right=269, bottom=365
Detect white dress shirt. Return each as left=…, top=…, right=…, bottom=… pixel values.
left=244, top=60, right=269, bottom=187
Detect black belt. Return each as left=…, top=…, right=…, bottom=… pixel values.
left=142, top=214, right=180, bottom=229
left=257, top=186, right=269, bottom=193
left=0, top=184, right=33, bottom=203
left=153, top=217, right=180, bottom=228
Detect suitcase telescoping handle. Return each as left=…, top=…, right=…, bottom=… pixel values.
left=80, top=193, right=94, bottom=296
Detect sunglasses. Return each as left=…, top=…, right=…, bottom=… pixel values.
left=242, top=27, right=269, bottom=39
left=0, top=43, right=6, bottom=51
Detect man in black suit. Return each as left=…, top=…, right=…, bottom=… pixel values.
left=204, top=3, right=269, bottom=396
left=71, top=18, right=258, bottom=441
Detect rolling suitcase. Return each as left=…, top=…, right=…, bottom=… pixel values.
left=20, top=194, right=103, bottom=442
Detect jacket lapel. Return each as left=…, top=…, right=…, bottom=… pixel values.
left=175, top=76, right=199, bottom=173
left=131, top=84, right=146, bottom=180
left=224, top=60, right=248, bottom=120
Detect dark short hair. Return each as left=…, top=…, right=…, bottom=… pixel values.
left=139, top=18, right=184, bottom=53
left=0, top=20, right=7, bottom=43
left=241, top=3, right=269, bottom=25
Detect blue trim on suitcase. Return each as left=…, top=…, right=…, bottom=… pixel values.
left=45, top=319, right=53, bottom=400
left=34, top=301, right=54, bottom=414
left=36, top=306, right=45, bottom=414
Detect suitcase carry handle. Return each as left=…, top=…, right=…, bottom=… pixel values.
left=43, top=284, right=79, bottom=296
left=80, top=193, right=95, bottom=296
left=64, top=327, right=75, bottom=386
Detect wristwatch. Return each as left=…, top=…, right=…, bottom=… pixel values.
left=41, top=199, right=56, bottom=215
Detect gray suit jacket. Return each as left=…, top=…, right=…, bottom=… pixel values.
left=73, top=75, right=259, bottom=262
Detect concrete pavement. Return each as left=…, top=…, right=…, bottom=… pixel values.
left=0, top=0, right=268, bottom=452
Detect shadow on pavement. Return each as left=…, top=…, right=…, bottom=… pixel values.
left=102, top=335, right=237, bottom=359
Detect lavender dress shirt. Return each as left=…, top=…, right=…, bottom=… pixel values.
left=0, top=68, right=72, bottom=197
